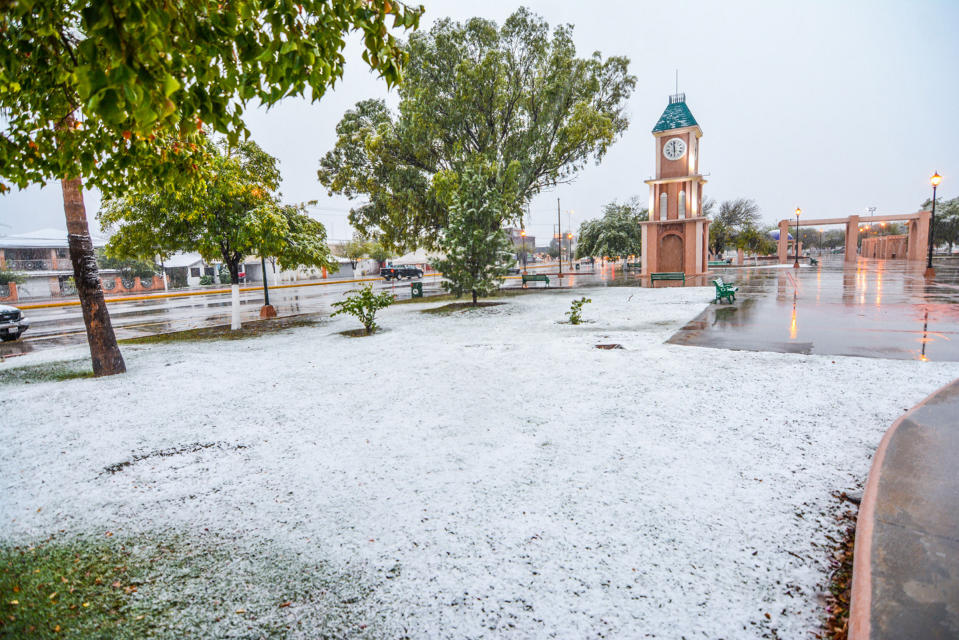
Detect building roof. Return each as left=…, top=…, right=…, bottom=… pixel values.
left=0, top=228, right=108, bottom=249
left=652, top=94, right=699, bottom=133
left=163, top=252, right=205, bottom=268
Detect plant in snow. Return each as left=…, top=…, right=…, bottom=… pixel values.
left=434, top=166, right=515, bottom=306
left=566, top=296, right=592, bottom=325
left=331, top=284, right=394, bottom=335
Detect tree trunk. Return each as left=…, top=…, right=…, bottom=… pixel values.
left=472, top=290, right=478, bottom=306
left=61, top=176, right=126, bottom=376
left=226, top=258, right=242, bottom=330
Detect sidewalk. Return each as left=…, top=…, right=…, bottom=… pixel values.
left=850, top=378, right=959, bottom=639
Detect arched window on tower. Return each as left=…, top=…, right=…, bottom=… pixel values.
left=678, top=190, right=686, bottom=220
left=659, top=192, right=668, bottom=221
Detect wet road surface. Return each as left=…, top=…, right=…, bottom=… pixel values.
left=668, top=256, right=959, bottom=361
left=1, top=263, right=641, bottom=358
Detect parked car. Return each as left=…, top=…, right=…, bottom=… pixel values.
left=381, top=265, right=424, bottom=281
left=0, top=304, right=30, bottom=342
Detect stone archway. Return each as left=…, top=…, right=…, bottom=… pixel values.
left=659, top=234, right=684, bottom=272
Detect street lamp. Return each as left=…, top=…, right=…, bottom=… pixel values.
left=927, top=171, right=942, bottom=275
left=520, top=229, right=528, bottom=274
left=567, top=232, right=573, bottom=270
left=793, top=207, right=801, bottom=268
left=818, top=227, right=824, bottom=253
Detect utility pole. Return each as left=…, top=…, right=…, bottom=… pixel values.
left=557, top=197, right=563, bottom=278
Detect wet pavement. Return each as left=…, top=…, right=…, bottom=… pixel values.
left=668, top=256, right=959, bottom=361
left=0, top=262, right=641, bottom=358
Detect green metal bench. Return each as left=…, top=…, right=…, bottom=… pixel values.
left=809, top=257, right=818, bottom=265
left=522, top=274, right=550, bottom=287
left=626, top=262, right=642, bottom=271
left=650, top=272, right=685, bottom=286
left=712, top=277, right=738, bottom=303
left=708, top=260, right=730, bottom=267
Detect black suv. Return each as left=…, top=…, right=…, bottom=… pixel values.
left=0, top=304, right=30, bottom=342
left=381, top=265, right=424, bottom=281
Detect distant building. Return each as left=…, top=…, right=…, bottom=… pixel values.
left=0, top=228, right=112, bottom=300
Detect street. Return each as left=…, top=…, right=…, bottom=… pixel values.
left=1, top=262, right=635, bottom=358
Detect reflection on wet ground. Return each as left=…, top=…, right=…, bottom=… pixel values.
left=668, top=256, right=959, bottom=361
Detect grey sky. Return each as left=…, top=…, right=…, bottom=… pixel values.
left=1, top=0, right=956, bottom=243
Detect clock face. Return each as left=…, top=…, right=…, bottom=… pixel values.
left=663, top=137, right=687, bottom=161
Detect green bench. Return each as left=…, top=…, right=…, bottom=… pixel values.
left=522, top=274, right=550, bottom=287
left=708, top=260, right=730, bottom=267
left=626, top=262, right=642, bottom=271
left=809, top=257, right=818, bottom=265
left=713, top=277, right=738, bottom=304
left=650, top=272, right=685, bottom=286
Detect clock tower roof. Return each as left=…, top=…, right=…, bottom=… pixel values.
left=652, top=93, right=699, bottom=133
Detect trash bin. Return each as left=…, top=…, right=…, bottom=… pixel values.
left=575, top=263, right=580, bottom=271
left=411, top=281, right=423, bottom=298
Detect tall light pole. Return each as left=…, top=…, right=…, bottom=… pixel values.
left=819, top=228, right=824, bottom=253
left=556, top=198, right=563, bottom=278
left=927, top=171, right=942, bottom=275
left=793, top=207, right=801, bottom=268
left=567, top=232, right=574, bottom=270
left=521, top=229, right=528, bottom=274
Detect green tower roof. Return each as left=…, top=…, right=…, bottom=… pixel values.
left=652, top=94, right=698, bottom=133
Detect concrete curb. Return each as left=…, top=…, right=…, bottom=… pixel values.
left=849, top=377, right=959, bottom=639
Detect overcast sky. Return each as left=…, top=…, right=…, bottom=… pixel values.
left=2, top=0, right=956, bottom=243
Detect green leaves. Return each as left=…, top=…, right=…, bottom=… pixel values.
left=0, top=0, right=423, bottom=193
left=331, top=284, right=394, bottom=334
left=319, top=7, right=634, bottom=250
left=433, top=163, right=514, bottom=304
left=576, top=197, right=647, bottom=260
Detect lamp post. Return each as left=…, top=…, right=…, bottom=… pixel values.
left=567, top=232, right=573, bottom=270
left=818, top=228, right=824, bottom=254
left=927, top=171, right=942, bottom=275
left=520, top=229, right=528, bottom=274
left=793, top=207, right=801, bottom=268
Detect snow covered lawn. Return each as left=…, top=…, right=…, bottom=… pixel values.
left=3, top=286, right=958, bottom=638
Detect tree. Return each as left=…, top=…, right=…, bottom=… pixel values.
left=343, top=236, right=370, bottom=270
left=708, top=198, right=761, bottom=257
left=367, top=241, right=394, bottom=266
left=433, top=165, right=514, bottom=306
left=319, top=8, right=636, bottom=249
left=576, top=196, right=647, bottom=265
left=0, top=0, right=422, bottom=376
left=100, top=138, right=335, bottom=329
left=923, top=196, right=959, bottom=252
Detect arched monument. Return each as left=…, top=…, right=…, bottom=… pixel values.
left=640, top=93, right=711, bottom=279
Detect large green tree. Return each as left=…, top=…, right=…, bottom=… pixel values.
left=100, top=138, right=335, bottom=329
left=708, top=198, right=761, bottom=257
left=319, top=7, right=635, bottom=249
left=0, top=0, right=422, bottom=375
left=433, top=164, right=514, bottom=306
left=576, top=197, right=647, bottom=265
left=924, top=196, right=959, bottom=252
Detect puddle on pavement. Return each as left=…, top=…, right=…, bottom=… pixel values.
left=668, top=256, right=959, bottom=361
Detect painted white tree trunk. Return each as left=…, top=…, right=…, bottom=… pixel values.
left=231, top=284, right=241, bottom=330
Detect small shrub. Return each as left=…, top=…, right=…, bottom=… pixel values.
left=198, top=275, right=215, bottom=286
left=566, top=296, right=592, bottom=325
left=0, top=268, right=26, bottom=285
left=331, top=284, right=394, bottom=335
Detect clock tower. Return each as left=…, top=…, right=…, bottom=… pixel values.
left=640, top=93, right=710, bottom=280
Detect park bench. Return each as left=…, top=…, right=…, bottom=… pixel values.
left=708, top=260, right=730, bottom=267
left=713, top=277, right=738, bottom=304
left=809, top=257, right=818, bottom=265
left=650, top=272, right=685, bottom=286
left=626, top=262, right=642, bottom=271
left=522, top=274, right=550, bottom=287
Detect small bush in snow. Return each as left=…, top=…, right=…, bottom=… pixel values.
left=332, top=284, right=394, bottom=334
left=566, top=297, right=592, bottom=325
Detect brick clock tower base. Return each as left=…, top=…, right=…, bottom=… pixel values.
left=641, top=93, right=711, bottom=281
